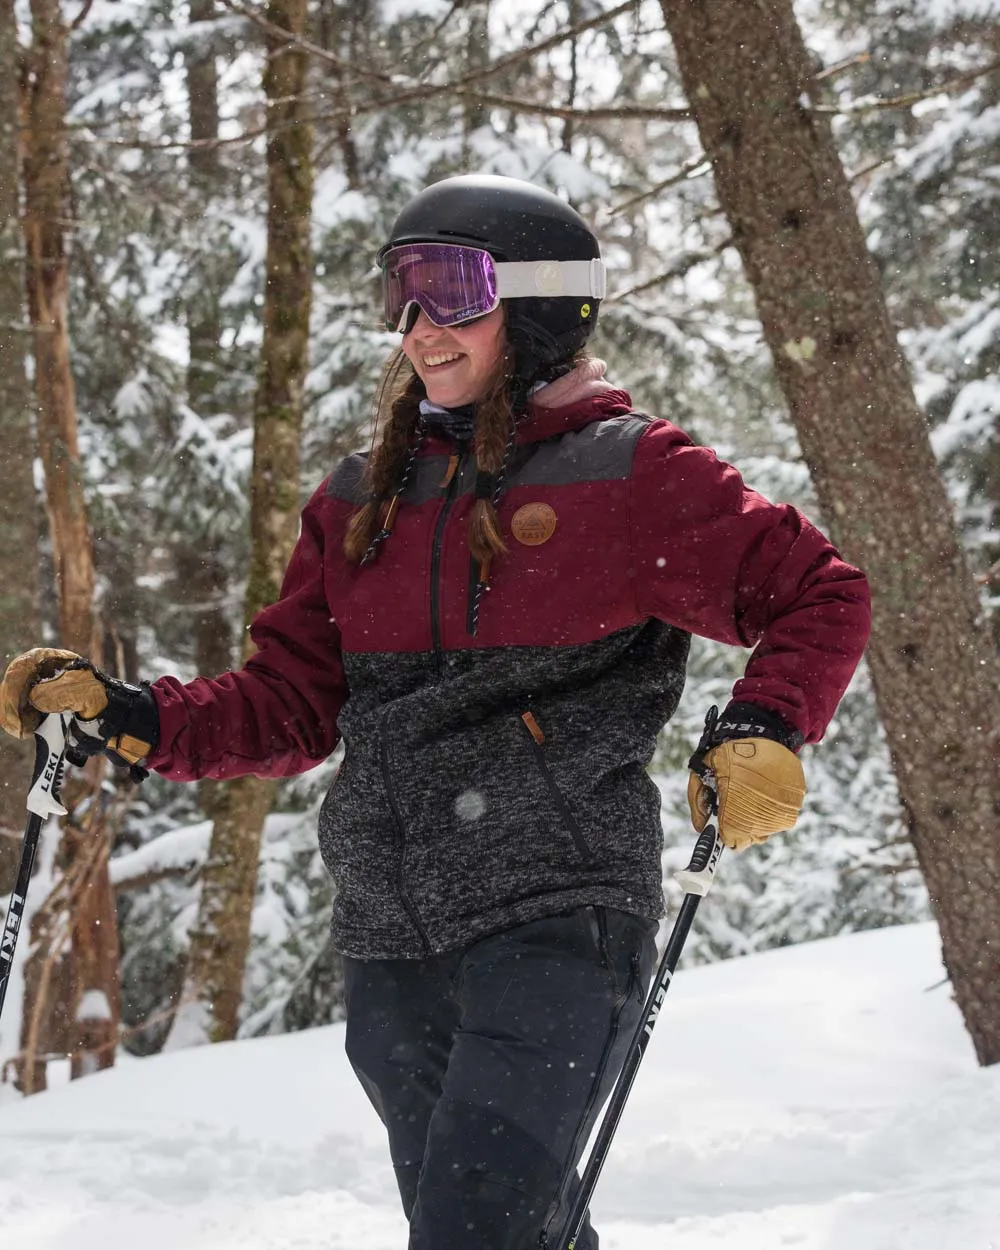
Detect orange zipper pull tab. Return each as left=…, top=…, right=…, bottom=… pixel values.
left=440, top=454, right=459, bottom=489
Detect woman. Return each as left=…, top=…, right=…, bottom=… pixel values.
left=1, top=174, right=871, bottom=1250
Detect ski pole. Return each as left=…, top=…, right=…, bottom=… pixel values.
left=560, top=822, right=725, bottom=1250
left=0, top=713, right=69, bottom=1026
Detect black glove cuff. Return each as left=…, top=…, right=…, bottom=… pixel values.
left=98, top=678, right=161, bottom=754
left=689, top=701, right=803, bottom=775
left=712, top=701, right=804, bottom=751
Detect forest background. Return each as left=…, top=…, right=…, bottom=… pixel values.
left=1, top=0, right=998, bottom=1091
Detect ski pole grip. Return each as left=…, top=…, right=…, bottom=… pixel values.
left=26, top=714, right=69, bottom=819
left=674, top=824, right=724, bottom=898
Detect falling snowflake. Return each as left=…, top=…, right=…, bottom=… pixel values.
left=454, top=790, right=487, bottom=821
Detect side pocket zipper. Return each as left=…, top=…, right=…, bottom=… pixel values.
left=520, top=711, right=594, bottom=863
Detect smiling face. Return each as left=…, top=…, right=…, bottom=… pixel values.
left=401, top=306, right=507, bottom=408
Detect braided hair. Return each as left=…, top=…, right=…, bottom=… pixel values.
left=343, top=347, right=519, bottom=569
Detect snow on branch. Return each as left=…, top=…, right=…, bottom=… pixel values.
left=110, top=821, right=212, bottom=893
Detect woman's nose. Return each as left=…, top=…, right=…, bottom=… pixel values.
left=406, top=306, right=444, bottom=339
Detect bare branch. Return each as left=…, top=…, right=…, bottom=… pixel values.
left=848, top=156, right=896, bottom=186
left=812, top=55, right=1000, bottom=115
left=112, top=862, right=202, bottom=894
left=432, top=0, right=642, bottom=94
left=609, top=241, right=731, bottom=302
left=609, top=155, right=711, bottom=216
left=815, top=51, right=870, bottom=83
left=976, top=556, right=1000, bottom=587
left=69, top=0, right=94, bottom=32
left=452, top=86, right=691, bottom=123
left=217, top=0, right=393, bottom=88
left=73, top=120, right=271, bottom=152
left=219, top=0, right=644, bottom=109
left=842, top=859, right=919, bottom=877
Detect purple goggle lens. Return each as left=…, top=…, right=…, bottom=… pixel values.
left=381, top=243, right=500, bottom=332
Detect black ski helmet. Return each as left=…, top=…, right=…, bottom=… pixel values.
left=378, top=174, right=605, bottom=383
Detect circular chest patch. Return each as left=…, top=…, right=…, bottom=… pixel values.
left=511, top=502, right=557, bottom=546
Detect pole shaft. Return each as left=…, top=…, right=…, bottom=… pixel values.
left=562, top=892, right=703, bottom=1248
left=0, top=813, right=43, bottom=1022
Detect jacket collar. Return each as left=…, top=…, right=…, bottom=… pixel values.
left=518, top=386, right=634, bottom=445
left=416, top=359, right=634, bottom=453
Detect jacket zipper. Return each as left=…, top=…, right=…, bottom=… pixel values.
left=520, top=711, right=594, bottom=863
left=430, top=442, right=467, bottom=672
left=378, top=717, right=432, bottom=955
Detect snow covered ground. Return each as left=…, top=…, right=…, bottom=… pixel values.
left=1, top=921, right=998, bottom=1249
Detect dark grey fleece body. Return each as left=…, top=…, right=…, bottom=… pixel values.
left=319, top=621, right=689, bottom=959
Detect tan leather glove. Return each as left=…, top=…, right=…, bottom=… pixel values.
left=0, top=648, right=96, bottom=738
left=688, top=703, right=806, bottom=852
left=0, top=647, right=158, bottom=769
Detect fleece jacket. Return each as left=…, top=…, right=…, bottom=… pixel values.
left=148, top=376, right=872, bottom=958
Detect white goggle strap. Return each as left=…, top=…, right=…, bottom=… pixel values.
left=494, top=258, right=607, bottom=301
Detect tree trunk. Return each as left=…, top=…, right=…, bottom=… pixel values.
left=463, top=2, right=491, bottom=148
left=23, top=0, right=94, bottom=655
left=20, top=0, right=119, bottom=1090
left=661, top=0, right=1000, bottom=1064
left=182, top=0, right=236, bottom=825
left=0, top=0, right=40, bottom=881
left=316, top=0, right=361, bottom=189
left=170, top=0, right=313, bottom=1046
left=186, top=0, right=226, bottom=408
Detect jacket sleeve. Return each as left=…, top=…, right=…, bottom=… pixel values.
left=147, top=478, right=348, bottom=781
left=629, top=420, right=871, bottom=744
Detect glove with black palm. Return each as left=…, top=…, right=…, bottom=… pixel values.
left=0, top=647, right=159, bottom=779
left=688, top=702, right=806, bottom=852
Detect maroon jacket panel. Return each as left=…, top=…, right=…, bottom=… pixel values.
left=630, top=422, right=870, bottom=740
left=148, top=387, right=871, bottom=781
left=151, top=496, right=348, bottom=780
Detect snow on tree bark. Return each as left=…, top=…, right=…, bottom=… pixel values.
left=661, top=0, right=1000, bottom=1064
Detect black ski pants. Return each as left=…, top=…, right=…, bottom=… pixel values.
left=343, top=906, right=657, bottom=1250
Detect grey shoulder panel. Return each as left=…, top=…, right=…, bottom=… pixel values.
left=326, top=453, right=369, bottom=504
left=326, top=450, right=456, bottom=508
left=510, top=412, right=654, bottom=488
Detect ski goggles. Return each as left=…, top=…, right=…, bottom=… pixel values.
left=380, top=242, right=607, bottom=332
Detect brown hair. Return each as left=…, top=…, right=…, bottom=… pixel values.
left=343, top=343, right=519, bottom=575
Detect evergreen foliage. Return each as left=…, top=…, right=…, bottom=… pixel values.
left=12, top=0, right=995, bottom=1056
